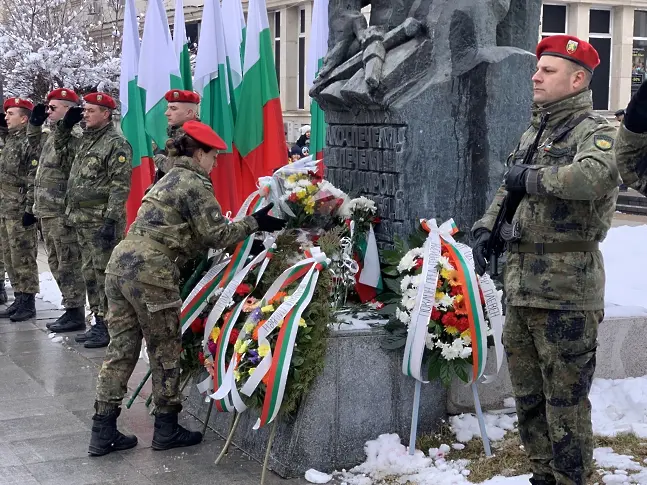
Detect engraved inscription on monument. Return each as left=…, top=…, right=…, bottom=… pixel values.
left=324, top=124, right=407, bottom=247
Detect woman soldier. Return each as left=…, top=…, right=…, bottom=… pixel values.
left=88, top=121, right=286, bottom=456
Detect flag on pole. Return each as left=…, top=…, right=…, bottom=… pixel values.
left=138, top=0, right=182, bottom=149
left=307, top=0, right=328, bottom=169
left=120, top=0, right=154, bottom=230
left=221, top=0, right=246, bottom=121
left=194, top=0, right=241, bottom=214
left=233, top=0, right=287, bottom=200
left=173, top=0, right=193, bottom=90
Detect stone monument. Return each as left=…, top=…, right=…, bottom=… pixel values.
left=312, top=0, right=542, bottom=247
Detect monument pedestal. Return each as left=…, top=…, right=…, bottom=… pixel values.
left=186, top=325, right=447, bottom=478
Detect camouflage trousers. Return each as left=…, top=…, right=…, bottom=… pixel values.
left=75, top=223, right=122, bottom=318
left=504, top=306, right=601, bottom=485
left=0, top=217, right=39, bottom=294
left=95, top=275, right=183, bottom=414
left=41, top=217, right=85, bottom=308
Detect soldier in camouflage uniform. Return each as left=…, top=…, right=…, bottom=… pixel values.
left=56, top=93, right=132, bottom=349
left=153, top=89, right=200, bottom=180
left=89, top=121, right=286, bottom=456
left=613, top=80, right=647, bottom=193
left=0, top=256, right=6, bottom=305
left=0, top=98, right=43, bottom=322
left=472, top=36, right=620, bottom=485
left=27, top=89, right=87, bottom=333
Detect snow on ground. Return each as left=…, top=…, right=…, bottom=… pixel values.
left=602, top=225, right=647, bottom=315
left=450, top=413, right=518, bottom=443
left=591, top=377, right=647, bottom=439
left=36, top=271, right=63, bottom=309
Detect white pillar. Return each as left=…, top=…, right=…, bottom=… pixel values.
left=567, top=2, right=590, bottom=40
left=281, top=6, right=298, bottom=111
left=611, top=6, right=634, bottom=111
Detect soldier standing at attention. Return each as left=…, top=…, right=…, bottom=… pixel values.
left=89, top=121, right=286, bottom=456
left=28, top=89, right=87, bottom=333
left=57, top=93, right=132, bottom=349
left=471, top=36, right=620, bottom=485
left=153, top=89, right=200, bottom=180
left=0, top=98, right=43, bottom=322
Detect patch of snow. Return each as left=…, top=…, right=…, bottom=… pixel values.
left=503, top=397, right=516, bottom=408
left=591, top=377, right=647, bottom=439
left=594, top=448, right=643, bottom=472
left=450, top=412, right=518, bottom=443
left=479, top=476, right=532, bottom=485
left=51, top=336, right=63, bottom=343
left=305, top=469, right=332, bottom=484
left=36, top=272, right=63, bottom=309
left=452, top=443, right=465, bottom=451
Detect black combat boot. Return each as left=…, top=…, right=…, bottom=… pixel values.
left=88, top=408, right=138, bottom=457
left=0, top=282, right=7, bottom=305
left=84, top=316, right=110, bottom=348
left=49, top=307, right=85, bottom=333
left=152, top=412, right=203, bottom=451
left=0, top=292, right=22, bottom=318
left=75, top=325, right=97, bottom=343
left=10, top=293, right=36, bottom=322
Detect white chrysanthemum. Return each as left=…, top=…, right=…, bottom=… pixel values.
left=436, top=293, right=454, bottom=309
left=397, top=247, right=425, bottom=273
left=438, top=256, right=454, bottom=271
left=347, top=196, right=377, bottom=215
left=405, top=288, right=418, bottom=301
left=396, top=308, right=411, bottom=325
left=459, top=347, right=473, bottom=359
left=400, top=275, right=412, bottom=293
left=403, top=296, right=416, bottom=311
left=297, top=179, right=311, bottom=188
left=411, top=274, right=422, bottom=288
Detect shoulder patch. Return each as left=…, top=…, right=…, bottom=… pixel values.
left=118, top=155, right=126, bottom=163
left=594, top=134, right=614, bottom=151
left=31, top=159, right=38, bottom=166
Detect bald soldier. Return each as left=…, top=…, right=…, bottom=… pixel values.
left=472, top=35, right=619, bottom=485
left=153, top=90, right=200, bottom=180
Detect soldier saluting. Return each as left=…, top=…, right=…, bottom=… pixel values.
left=56, top=92, right=133, bottom=349
left=472, top=36, right=620, bottom=485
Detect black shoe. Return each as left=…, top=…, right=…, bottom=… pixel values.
left=0, top=285, right=7, bottom=305
left=10, top=293, right=36, bottom=322
left=0, top=292, right=22, bottom=318
left=49, top=308, right=85, bottom=333
left=152, top=412, right=203, bottom=451
left=47, top=309, right=69, bottom=329
left=84, top=316, right=109, bottom=348
left=88, top=408, right=138, bottom=457
left=75, top=325, right=97, bottom=343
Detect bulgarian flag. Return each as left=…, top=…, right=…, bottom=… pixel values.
left=138, top=0, right=183, bottom=149
left=194, top=0, right=241, bottom=215
left=173, top=0, right=193, bottom=90
left=119, top=0, right=154, bottom=230
left=221, top=0, right=246, bottom=121
left=233, top=0, right=287, bottom=200
left=307, top=0, right=328, bottom=173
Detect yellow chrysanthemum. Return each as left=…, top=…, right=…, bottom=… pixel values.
left=296, top=189, right=308, bottom=200
left=234, top=340, right=242, bottom=353
left=237, top=340, right=249, bottom=355
left=243, top=322, right=255, bottom=333
left=435, top=291, right=446, bottom=301
left=234, top=370, right=241, bottom=382
left=261, top=305, right=275, bottom=313
left=298, top=318, right=307, bottom=328
left=460, top=330, right=471, bottom=342
left=304, top=205, right=315, bottom=215
left=210, top=326, right=220, bottom=341
left=440, top=268, right=453, bottom=280
left=248, top=368, right=255, bottom=376
left=306, top=184, right=318, bottom=194
left=258, top=343, right=271, bottom=357
left=287, top=174, right=298, bottom=183
left=445, top=326, right=459, bottom=336
left=454, top=294, right=463, bottom=304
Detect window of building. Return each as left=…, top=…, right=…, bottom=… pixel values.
left=274, top=11, right=281, bottom=90
left=298, top=8, right=306, bottom=109
left=589, top=9, right=612, bottom=110
left=633, top=11, right=647, bottom=98
left=541, top=4, right=567, bottom=37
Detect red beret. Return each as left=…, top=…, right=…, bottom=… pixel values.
left=47, top=88, right=80, bottom=104
left=183, top=121, right=227, bottom=151
left=536, top=35, right=600, bottom=73
left=83, top=92, right=117, bottom=110
left=4, top=97, right=34, bottom=112
left=165, top=90, right=200, bottom=104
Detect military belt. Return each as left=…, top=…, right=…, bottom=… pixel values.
left=508, top=241, right=599, bottom=255
left=71, top=198, right=109, bottom=208
left=37, top=180, right=67, bottom=190
left=1, top=183, right=26, bottom=194
left=125, top=234, right=178, bottom=262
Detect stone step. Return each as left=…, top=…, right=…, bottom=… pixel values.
left=618, top=192, right=647, bottom=208
left=616, top=204, right=647, bottom=216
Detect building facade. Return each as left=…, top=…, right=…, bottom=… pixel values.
left=89, top=0, right=647, bottom=139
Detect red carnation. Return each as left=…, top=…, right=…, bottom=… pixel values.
left=289, top=193, right=298, bottom=203
left=229, top=328, right=240, bottom=345
left=450, top=285, right=463, bottom=297
left=455, top=317, right=470, bottom=333
left=236, top=284, right=251, bottom=296
left=431, top=307, right=443, bottom=322
left=414, top=258, right=424, bottom=270
left=441, top=312, right=458, bottom=328
left=373, top=217, right=381, bottom=224
left=198, top=351, right=205, bottom=365
left=191, top=318, right=204, bottom=334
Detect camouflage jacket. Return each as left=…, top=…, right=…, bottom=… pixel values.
left=0, top=124, right=43, bottom=218
left=57, top=122, right=133, bottom=225
left=106, top=156, right=258, bottom=290
left=614, top=125, right=647, bottom=194
left=28, top=122, right=82, bottom=218
left=472, top=90, right=620, bottom=311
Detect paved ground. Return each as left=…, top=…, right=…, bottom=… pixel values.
left=0, top=286, right=307, bottom=485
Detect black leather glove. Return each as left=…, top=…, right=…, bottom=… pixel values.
left=0, top=113, right=7, bottom=129
left=472, top=228, right=491, bottom=277
left=251, top=203, right=287, bottom=233
left=29, top=104, right=48, bottom=127
left=63, top=106, right=84, bottom=128
left=625, top=80, right=647, bottom=133
left=22, top=212, right=37, bottom=227
left=96, top=218, right=117, bottom=248
left=504, top=165, right=530, bottom=194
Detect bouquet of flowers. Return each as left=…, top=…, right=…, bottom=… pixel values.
left=281, top=172, right=347, bottom=230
